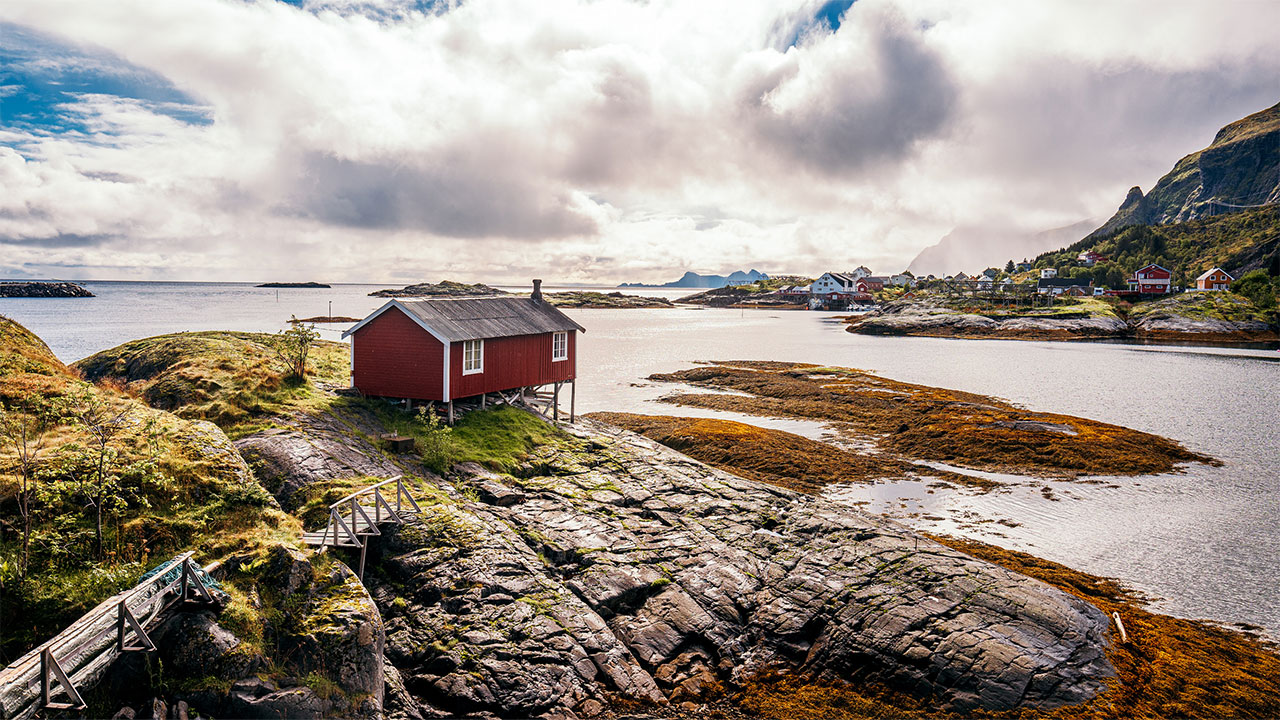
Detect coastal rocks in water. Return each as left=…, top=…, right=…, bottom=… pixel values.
left=368, top=420, right=1117, bottom=716
left=643, top=361, right=1215, bottom=477
left=677, top=285, right=805, bottom=308
left=848, top=298, right=1129, bottom=339
left=542, top=291, right=674, bottom=308
left=1128, top=292, right=1278, bottom=342
left=0, top=281, right=95, bottom=298
left=370, top=280, right=508, bottom=298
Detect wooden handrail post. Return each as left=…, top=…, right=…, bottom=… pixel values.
left=41, top=648, right=85, bottom=711
left=118, top=600, right=155, bottom=652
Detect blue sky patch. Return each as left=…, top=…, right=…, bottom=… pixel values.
left=783, top=0, right=857, bottom=49
left=0, top=22, right=211, bottom=141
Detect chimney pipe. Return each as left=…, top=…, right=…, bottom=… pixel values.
left=532, top=279, right=543, bottom=302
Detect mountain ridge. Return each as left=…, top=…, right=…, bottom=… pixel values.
left=1089, top=101, right=1280, bottom=238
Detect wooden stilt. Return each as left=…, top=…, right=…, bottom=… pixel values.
left=480, top=393, right=486, bottom=409
left=358, top=539, right=368, bottom=580
left=448, top=401, right=454, bottom=425
left=553, top=382, right=560, bottom=424
left=570, top=379, right=576, bottom=423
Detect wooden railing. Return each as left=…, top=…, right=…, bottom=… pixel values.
left=302, top=476, right=421, bottom=578
left=0, top=553, right=221, bottom=720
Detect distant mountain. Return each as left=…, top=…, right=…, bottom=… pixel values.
left=1088, top=101, right=1280, bottom=238
left=620, top=269, right=768, bottom=288
left=908, top=220, right=1099, bottom=277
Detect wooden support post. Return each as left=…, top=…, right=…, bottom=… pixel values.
left=42, top=648, right=85, bottom=711
left=448, top=401, right=454, bottom=425
left=553, top=382, right=560, bottom=424
left=358, top=540, right=368, bottom=580
left=181, top=560, right=212, bottom=604
left=480, top=393, right=486, bottom=409
left=118, top=601, right=155, bottom=652
left=570, top=379, right=576, bottom=423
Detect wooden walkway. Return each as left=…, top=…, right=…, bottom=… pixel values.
left=302, top=475, right=421, bottom=578
left=0, top=553, right=222, bottom=720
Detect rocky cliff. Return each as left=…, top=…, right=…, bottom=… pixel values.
left=1090, top=101, right=1280, bottom=238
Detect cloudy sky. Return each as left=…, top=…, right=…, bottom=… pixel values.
left=1, top=0, right=1278, bottom=284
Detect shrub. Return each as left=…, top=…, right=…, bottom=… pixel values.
left=1232, top=270, right=1277, bottom=310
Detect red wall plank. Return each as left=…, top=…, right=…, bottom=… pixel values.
left=450, top=331, right=576, bottom=398
left=351, top=307, right=447, bottom=401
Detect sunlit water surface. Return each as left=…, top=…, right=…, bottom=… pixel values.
left=3, top=282, right=1277, bottom=637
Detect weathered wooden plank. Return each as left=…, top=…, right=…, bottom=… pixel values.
left=0, top=553, right=215, bottom=720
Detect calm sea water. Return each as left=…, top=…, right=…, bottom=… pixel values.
left=3, top=281, right=1278, bottom=637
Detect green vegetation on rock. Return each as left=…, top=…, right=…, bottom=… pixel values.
left=75, top=330, right=348, bottom=437
left=0, top=317, right=295, bottom=661
left=1035, top=206, right=1280, bottom=291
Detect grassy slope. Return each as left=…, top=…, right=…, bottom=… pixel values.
left=75, top=331, right=349, bottom=437
left=0, top=318, right=291, bottom=660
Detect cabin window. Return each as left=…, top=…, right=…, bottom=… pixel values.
left=552, top=331, right=568, bottom=362
left=463, top=339, right=483, bottom=374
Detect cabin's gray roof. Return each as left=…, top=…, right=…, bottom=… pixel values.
left=344, top=296, right=584, bottom=342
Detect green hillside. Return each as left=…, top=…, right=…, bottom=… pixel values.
left=1034, top=206, right=1280, bottom=289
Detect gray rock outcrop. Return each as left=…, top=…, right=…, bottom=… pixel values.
left=850, top=299, right=1129, bottom=338
left=368, top=420, right=1116, bottom=716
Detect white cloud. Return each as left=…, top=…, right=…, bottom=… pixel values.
left=0, top=0, right=1278, bottom=282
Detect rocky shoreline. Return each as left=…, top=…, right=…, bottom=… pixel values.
left=0, top=281, right=95, bottom=298
left=848, top=296, right=1278, bottom=344
left=6, top=322, right=1280, bottom=719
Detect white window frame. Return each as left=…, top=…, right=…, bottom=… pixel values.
left=552, top=331, right=568, bottom=362
left=462, top=339, right=484, bottom=375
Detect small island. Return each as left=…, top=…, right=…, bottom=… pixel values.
left=369, top=280, right=508, bottom=298
left=542, top=291, right=673, bottom=308
left=294, top=315, right=362, bottom=324
left=0, top=281, right=95, bottom=298
left=256, top=282, right=331, bottom=288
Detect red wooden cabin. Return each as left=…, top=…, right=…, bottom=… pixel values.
left=1195, top=267, right=1233, bottom=291
left=1126, top=264, right=1173, bottom=294
left=342, top=280, right=584, bottom=421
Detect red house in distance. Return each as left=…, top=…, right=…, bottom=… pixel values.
left=1126, top=264, right=1173, bottom=294
left=343, top=280, right=584, bottom=422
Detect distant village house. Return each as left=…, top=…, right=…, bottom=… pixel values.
left=1195, top=267, right=1233, bottom=291
left=1126, top=264, right=1173, bottom=294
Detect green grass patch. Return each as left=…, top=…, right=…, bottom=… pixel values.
left=450, top=406, right=574, bottom=472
